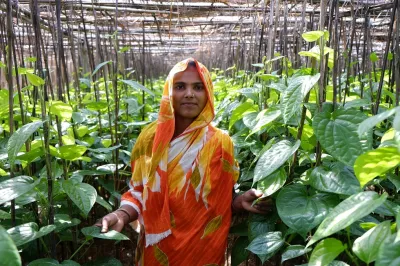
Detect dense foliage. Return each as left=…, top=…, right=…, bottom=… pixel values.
left=1, top=31, right=400, bottom=265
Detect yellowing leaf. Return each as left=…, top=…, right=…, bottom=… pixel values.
left=201, top=215, right=222, bottom=239
left=154, top=245, right=169, bottom=266
left=354, top=147, right=400, bottom=187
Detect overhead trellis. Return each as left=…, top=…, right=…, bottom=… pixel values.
left=0, top=0, right=398, bottom=83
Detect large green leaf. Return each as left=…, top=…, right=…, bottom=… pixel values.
left=26, top=73, right=45, bottom=86
left=7, top=222, right=56, bottom=247
left=247, top=109, right=281, bottom=137
left=246, top=231, right=284, bottom=263
left=352, top=220, right=391, bottom=263
left=28, top=259, right=59, bottom=266
left=276, top=184, right=338, bottom=234
left=0, top=210, right=11, bottom=219
left=376, top=237, right=400, bottom=266
left=248, top=213, right=276, bottom=242
left=49, top=102, right=73, bottom=121
left=307, top=191, right=388, bottom=247
left=120, top=79, right=155, bottom=96
left=309, top=163, right=361, bottom=195
left=27, top=259, right=80, bottom=266
left=231, top=237, right=249, bottom=266
left=81, top=226, right=130, bottom=240
left=0, top=225, right=21, bottom=266
left=281, top=245, right=312, bottom=264
left=54, top=214, right=81, bottom=233
left=281, top=74, right=320, bottom=123
left=354, top=147, right=400, bottom=187
left=56, top=145, right=87, bottom=160
left=0, top=176, right=41, bottom=205
left=254, top=140, right=300, bottom=184
left=257, top=168, right=286, bottom=198
left=313, top=108, right=371, bottom=166
left=358, top=106, right=400, bottom=137
left=302, top=30, right=326, bottom=42
left=229, top=101, right=258, bottom=129
left=309, top=238, right=345, bottom=266
left=7, top=121, right=43, bottom=168
left=62, top=180, right=97, bottom=217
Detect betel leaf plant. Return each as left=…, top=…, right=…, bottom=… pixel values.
left=218, top=30, right=400, bottom=265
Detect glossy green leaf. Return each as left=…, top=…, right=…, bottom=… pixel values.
left=0, top=225, right=21, bottom=266
left=354, top=147, right=400, bottom=187
left=358, top=106, right=400, bottom=137
left=309, top=238, right=345, bottom=266
left=352, top=220, right=391, bottom=263
left=7, top=222, right=56, bottom=247
left=307, top=191, right=388, bottom=247
left=26, top=73, right=45, bottom=86
left=92, top=60, right=112, bottom=76
left=61, top=260, right=80, bottom=266
left=254, top=140, right=300, bottom=184
left=0, top=176, right=41, bottom=205
left=229, top=101, right=258, bottom=129
left=120, top=79, right=155, bottom=96
left=231, top=237, right=249, bottom=266
left=376, top=237, right=400, bottom=266
left=246, top=231, right=284, bottom=263
left=96, top=195, right=113, bottom=212
left=281, top=74, right=320, bottom=123
left=54, top=214, right=81, bottom=233
left=302, top=31, right=325, bottom=42
left=62, top=180, right=97, bottom=217
left=76, top=125, right=88, bottom=137
left=0, top=210, right=11, bottom=219
left=313, top=108, right=371, bottom=166
left=277, top=184, right=338, bottom=234
left=81, top=226, right=130, bottom=240
left=257, top=168, right=286, bottom=197
left=248, top=213, right=276, bottom=242
left=86, top=101, right=108, bottom=111
left=28, top=259, right=59, bottom=266
left=49, top=102, right=73, bottom=121
left=309, top=163, right=361, bottom=195
left=281, top=245, right=311, bottom=264
left=57, top=145, right=87, bottom=160
left=7, top=121, right=43, bottom=168
left=247, top=109, right=281, bottom=137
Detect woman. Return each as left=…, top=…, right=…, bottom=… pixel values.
left=97, top=58, right=270, bottom=265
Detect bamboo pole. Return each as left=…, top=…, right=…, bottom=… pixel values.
left=30, top=0, right=56, bottom=258
left=6, top=0, right=16, bottom=227
left=374, top=0, right=398, bottom=114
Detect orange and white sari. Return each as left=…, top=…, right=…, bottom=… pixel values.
left=121, top=58, right=239, bottom=266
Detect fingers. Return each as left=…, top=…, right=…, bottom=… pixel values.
left=101, top=217, right=110, bottom=233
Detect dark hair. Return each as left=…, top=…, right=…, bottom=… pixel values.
left=187, top=60, right=197, bottom=68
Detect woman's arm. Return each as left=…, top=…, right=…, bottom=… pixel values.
left=95, top=205, right=139, bottom=233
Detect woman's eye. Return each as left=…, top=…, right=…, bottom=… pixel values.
left=175, top=85, right=184, bottom=90
left=194, top=85, right=203, bottom=91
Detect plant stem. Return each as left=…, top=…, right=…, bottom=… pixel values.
left=69, top=238, right=90, bottom=260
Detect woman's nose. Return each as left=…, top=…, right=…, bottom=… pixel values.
left=185, top=87, right=195, bottom=97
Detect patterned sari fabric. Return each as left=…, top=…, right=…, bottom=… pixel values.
left=121, top=58, right=239, bottom=266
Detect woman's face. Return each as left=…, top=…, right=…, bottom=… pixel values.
left=172, top=65, right=208, bottom=123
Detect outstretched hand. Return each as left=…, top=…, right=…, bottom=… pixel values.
left=233, top=189, right=273, bottom=214
left=94, top=211, right=129, bottom=233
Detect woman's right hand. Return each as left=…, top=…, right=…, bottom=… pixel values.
left=94, top=210, right=130, bottom=233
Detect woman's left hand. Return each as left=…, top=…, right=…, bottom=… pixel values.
left=233, top=189, right=273, bottom=214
